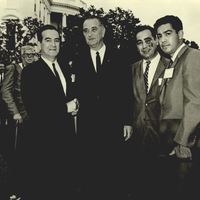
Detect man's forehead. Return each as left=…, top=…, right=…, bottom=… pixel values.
left=157, top=23, right=173, bottom=32
left=42, top=29, right=59, bottom=37
left=137, top=30, right=153, bottom=39
left=83, top=18, right=101, bottom=27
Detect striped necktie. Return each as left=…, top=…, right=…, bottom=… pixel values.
left=144, top=60, right=151, bottom=93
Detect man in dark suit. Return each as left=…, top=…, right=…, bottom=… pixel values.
left=21, top=25, right=79, bottom=200
left=74, top=16, right=133, bottom=199
left=154, top=15, right=200, bottom=199
left=130, top=25, right=169, bottom=199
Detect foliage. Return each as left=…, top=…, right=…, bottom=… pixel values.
left=0, top=17, right=43, bottom=65
left=183, top=39, right=199, bottom=49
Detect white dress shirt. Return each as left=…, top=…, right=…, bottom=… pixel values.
left=143, top=53, right=161, bottom=92
left=90, top=44, right=106, bottom=72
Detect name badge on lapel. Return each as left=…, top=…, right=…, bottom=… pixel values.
left=158, top=78, right=163, bottom=86
left=164, top=68, right=174, bottom=79
left=71, top=74, right=75, bottom=83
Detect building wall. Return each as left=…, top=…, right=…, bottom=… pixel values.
left=0, top=0, right=86, bottom=24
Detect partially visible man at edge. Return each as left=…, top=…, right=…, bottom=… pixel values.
left=154, top=15, right=200, bottom=199
left=1, top=44, right=36, bottom=198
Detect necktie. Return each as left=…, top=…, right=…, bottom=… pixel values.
left=144, top=60, right=151, bottom=93
left=52, top=63, right=63, bottom=90
left=96, top=51, right=101, bottom=73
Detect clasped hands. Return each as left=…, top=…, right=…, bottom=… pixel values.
left=66, top=98, right=80, bottom=116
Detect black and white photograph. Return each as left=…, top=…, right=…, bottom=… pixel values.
left=1, top=0, right=200, bottom=199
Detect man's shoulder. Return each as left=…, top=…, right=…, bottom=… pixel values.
left=22, top=59, right=41, bottom=74
left=5, top=63, right=16, bottom=71
left=186, top=47, right=200, bottom=57
left=131, top=59, right=142, bottom=68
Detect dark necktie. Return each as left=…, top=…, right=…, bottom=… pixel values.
left=52, top=63, right=63, bottom=90
left=96, top=51, right=101, bottom=73
left=144, top=60, right=151, bottom=93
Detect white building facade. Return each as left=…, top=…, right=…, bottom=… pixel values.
left=0, top=0, right=87, bottom=29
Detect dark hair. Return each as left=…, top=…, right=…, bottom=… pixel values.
left=135, top=25, right=156, bottom=39
left=154, top=15, right=183, bottom=33
left=37, top=24, right=59, bottom=42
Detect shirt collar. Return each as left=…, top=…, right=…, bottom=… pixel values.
left=90, top=43, right=106, bottom=56
left=143, top=53, right=161, bottom=66
left=41, top=56, right=58, bottom=67
left=171, top=43, right=186, bottom=62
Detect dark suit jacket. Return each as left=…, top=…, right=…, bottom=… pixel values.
left=131, top=55, right=169, bottom=154
left=21, top=58, right=76, bottom=197
left=160, top=45, right=200, bottom=148
left=74, top=46, right=133, bottom=145
left=1, top=63, right=28, bottom=120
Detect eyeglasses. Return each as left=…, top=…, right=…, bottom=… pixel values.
left=24, top=53, right=35, bottom=57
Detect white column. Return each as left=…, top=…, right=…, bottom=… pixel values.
left=62, top=13, right=67, bottom=42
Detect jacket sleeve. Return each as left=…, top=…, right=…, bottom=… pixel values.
left=1, top=64, right=19, bottom=116
left=174, top=49, right=200, bottom=146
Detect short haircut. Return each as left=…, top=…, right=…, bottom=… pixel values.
left=135, top=25, right=156, bottom=39
left=21, top=44, right=35, bottom=55
left=37, top=24, right=59, bottom=42
left=82, top=16, right=105, bottom=28
left=154, top=15, right=183, bottom=33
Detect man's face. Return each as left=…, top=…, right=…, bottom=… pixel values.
left=83, top=18, right=105, bottom=50
left=40, top=29, right=60, bottom=61
left=136, top=29, right=158, bottom=59
left=156, top=23, right=183, bottom=56
left=23, top=48, right=35, bottom=65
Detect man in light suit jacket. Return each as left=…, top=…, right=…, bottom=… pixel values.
left=154, top=15, right=200, bottom=199
left=131, top=25, right=169, bottom=156
left=74, top=16, right=133, bottom=199
left=1, top=44, right=36, bottom=198
left=21, top=25, right=79, bottom=200
left=130, top=25, right=170, bottom=200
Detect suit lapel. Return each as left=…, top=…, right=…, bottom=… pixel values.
left=160, top=46, right=189, bottom=94
left=150, top=57, right=168, bottom=90
left=134, top=61, right=146, bottom=99
left=40, top=58, right=67, bottom=98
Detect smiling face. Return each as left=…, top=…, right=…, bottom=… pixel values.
left=83, top=18, right=105, bottom=51
left=39, top=29, right=60, bottom=62
left=136, top=29, right=158, bottom=59
left=156, top=23, right=183, bottom=57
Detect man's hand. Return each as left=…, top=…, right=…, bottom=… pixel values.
left=66, top=98, right=80, bottom=115
left=174, top=144, right=192, bottom=160
left=123, top=125, right=133, bottom=141
left=13, top=113, right=23, bottom=124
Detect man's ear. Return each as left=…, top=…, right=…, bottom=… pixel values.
left=178, top=30, right=184, bottom=40
left=155, top=37, right=159, bottom=45
left=102, top=26, right=106, bottom=38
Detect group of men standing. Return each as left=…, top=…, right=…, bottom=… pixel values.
left=1, top=14, right=200, bottom=200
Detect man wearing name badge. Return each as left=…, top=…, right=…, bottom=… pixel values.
left=21, top=24, right=79, bottom=200
left=74, top=16, right=133, bottom=199
left=154, top=15, right=200, bottom=199
left=130, top=25, right=169, bottom=199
